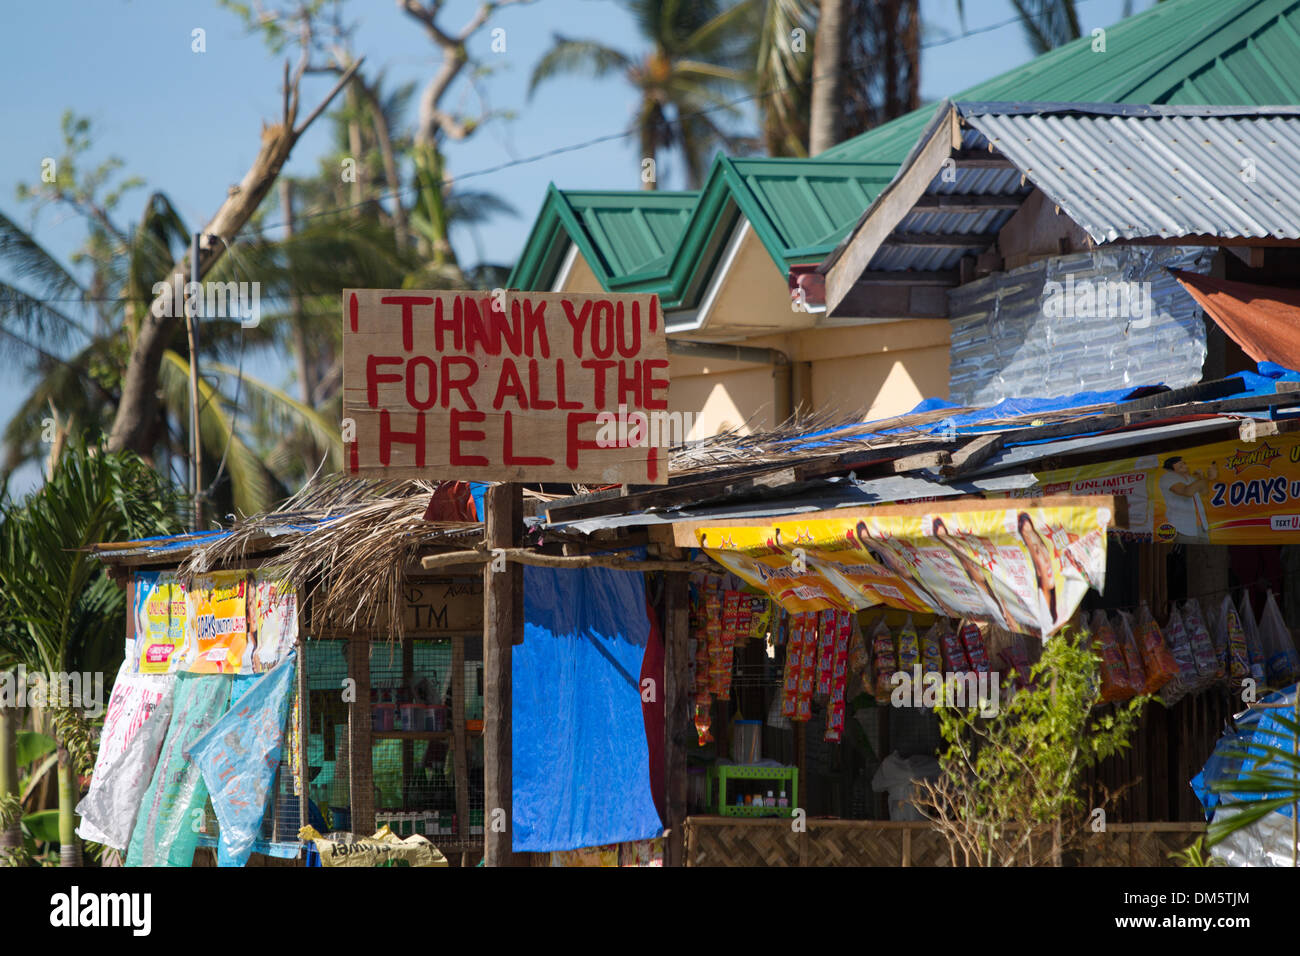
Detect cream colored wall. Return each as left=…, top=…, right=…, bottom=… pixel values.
left=553, top=243, right=952, bottom=439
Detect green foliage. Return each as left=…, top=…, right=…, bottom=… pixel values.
left=1169, top=836, right=1224, bottom=867
left=15, top=731, right=56, bottom=768
left=919, top=630, right=1146, bottom=866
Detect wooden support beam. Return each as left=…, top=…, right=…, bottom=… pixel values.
left=940, top=434, right=1004, bottom=478
left=347, top=637, right=373, bottom=837
left=663, top=573, right=691, bottom=867
left=891, top=448, right=953, bottom=473
left=422, top=547, right=703, bottom=573
left=295, top=633, right=309, bottom=841
left=482, top=483, right=524, bottom=866
left=882, top=232, right=994, bottom=248
left=913, top=194, right=1027, bottom=212
left=853, top=270, right=960, bottom=286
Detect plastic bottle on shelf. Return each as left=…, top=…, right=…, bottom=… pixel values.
left=766, top=790, right=775, bottom=810
left=778, top=790, right=788, bottom=809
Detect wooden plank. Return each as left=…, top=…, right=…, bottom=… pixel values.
left=891, top=449, right=952, bottom=473
left=913, top=195, right=1026, bottom=212
left=853, top=270, right=960, bottom=286
left=348, top=638, right=374, bottom=837
left=482, top=483, right=524, bottom=865
left=940, top=433, right=1004, bottom=477
left=296, top=633, right=309, bottom=842
left=664, top=573, right=691, bottom=868
left=342, top=289, right=668, bottom=484
left=825, top=105, right=961, bottom=315
left=451, top=633, right=470, bottom=850
left=883, top=232, right=994, bottom=248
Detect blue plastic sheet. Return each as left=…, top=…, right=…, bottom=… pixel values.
left=512, top=564, right=663, bottom=852
left=188, top=653, right=297, bottom=867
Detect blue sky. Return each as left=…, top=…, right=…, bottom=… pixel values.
left=0, top=0, right=1144, bottom=493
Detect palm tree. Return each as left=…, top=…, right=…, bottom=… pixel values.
left=529, top=0, right=756, bottom=189
left=752, top=0, right=816, bottom=156
left=0, top=441, right=182, bottom=865
left=1010, top=0, right=1083, bottom=54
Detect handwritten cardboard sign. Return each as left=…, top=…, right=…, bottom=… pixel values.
left=343, top=289, right=668, bottom=483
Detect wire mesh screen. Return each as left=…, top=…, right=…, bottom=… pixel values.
left=299, top=637, right=485, bottom=851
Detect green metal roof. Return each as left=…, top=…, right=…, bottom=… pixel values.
left=510, top=0, right=1300, bottom=306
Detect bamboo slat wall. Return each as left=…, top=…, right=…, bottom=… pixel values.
left=683, top=818, right=1205, bottom=867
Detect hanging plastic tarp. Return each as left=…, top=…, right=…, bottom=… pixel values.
left=126, top=673, right=232, bottom=867
left=1192, top=686, right=1300, bottom=866
left=1173, top=271, right=1300, bottom=372
left=188, top=653, right=297, bottom=867
left=512, top=564, right=664, bottom=852
left=75, top=663, right=176, bottom=850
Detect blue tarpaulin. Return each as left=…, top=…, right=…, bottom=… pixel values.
left=512, top=564, right=663, bottom=852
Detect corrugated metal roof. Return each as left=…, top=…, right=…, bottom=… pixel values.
left=962, top=105, right=1300, bottom=242
left=512, top=0, right=1300, bottom=306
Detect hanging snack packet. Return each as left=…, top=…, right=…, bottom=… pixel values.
left=1129, top=604, right=1177, bottom=694
left=1260, top=590, right=1300, bottom=687
left=1090, top=610, right=1136, bottom=702
left=796, top=613, right=817, bottom=720
left=897, top=616, right=920, bottom=673
left=921, top=622, right=944, bottom=675
left=1238, top=592, right=1268, bottom=686
left=997, top=631, right=1033, bottom=693
left=1218, top=594, right=1252, bottom=688
left=1181, top=598, right=1222, bottom=685
left=816, top=609, right=838, bottom=697
left=938, top=619, right=971, bottom=673
left=747, top=596, right=772, bottom=643
left=848, top=616, right=871, bottom=676
left=780, top=615, right=805, bottom=718
left=825, top=612, right=853, bottom=743
left=958, top=620, right=991, bottom=674
left=871, top=620, right=897, bottom=704
left=1158, top=605, right=1197, bottom=705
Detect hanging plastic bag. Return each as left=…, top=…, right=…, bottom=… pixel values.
left=1181, top=598, right=1222, bottom=686
left=1108, top=610, right=1146, bottom=696
left=1259, top=590, right=1300, bottom=687
left=1126, top=604, right=1177, bottom=694
left=1091, top=610, right=1138, bottom=701
left=126, top=673, right=233, bottom=867
left=1238, top=591, right=1269, bottom=686
left=1158, top=605, right=1197, bottom=706
left=1218, top=594, right=1252, bottom=689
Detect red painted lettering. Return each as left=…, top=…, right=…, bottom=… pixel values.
left=449, top=409, right=488, bottom=466
left=379, top=409, right=425, bottom=467
left=504, top=411, right=554, bottom=467
left=367, top=355, right=403, bottom=408
left=493, top=359, right=528, bottom=410
left=379, top=295, right=434, bottom=352
left=441, top=356, right=479, bottom=409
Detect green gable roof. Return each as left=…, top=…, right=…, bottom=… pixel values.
left=511, top=0, right=1300, bottom=306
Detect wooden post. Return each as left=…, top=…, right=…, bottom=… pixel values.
left=451, top=633, right=470, bottom=855
left=663, top=572, right=691, bottom=867
left=483, top=483, right=524, bottom=866
left=348, top=637, right=374, bottom=836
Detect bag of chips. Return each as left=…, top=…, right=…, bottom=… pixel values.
left=1091, top=610, right=1139, bottom=702
left=921, top=621, right=944, bottom=675
left=1128, top=604, right=1177, bottom=694
left=1217, top=594, right=1252, bottom=689
left=870, top=620, right=897, bottom=704
left=1158, top=605, right=1197, bottom=705
left=958, top=620, right=991, bottom=673
left=1259, top=590, right=1300, bottom=687
left=1181, top=598, right=1222, bottom=686
left=938, top=619, right=970, bottom=673
left=897, top=616, right=920, bottom=673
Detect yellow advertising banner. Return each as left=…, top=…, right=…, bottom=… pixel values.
left=132, top=571, right=186, bottom=674
left=183, top=571, right=249, bottom=675
left=1030, top=433, right=1300, bottom=544
left=695, top=498, right=1112, bottom=638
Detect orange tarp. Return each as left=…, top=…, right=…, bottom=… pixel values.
left=1172, top=269, right=1300, bottom=369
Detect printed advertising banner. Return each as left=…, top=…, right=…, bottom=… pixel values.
left=695, top=498, right=1112, bottom=638
left=183, top=572, right=249, bottom=675
left=132, top=572, right=186, bottom=674
left=1029, top=433, right=1300, bottom=544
